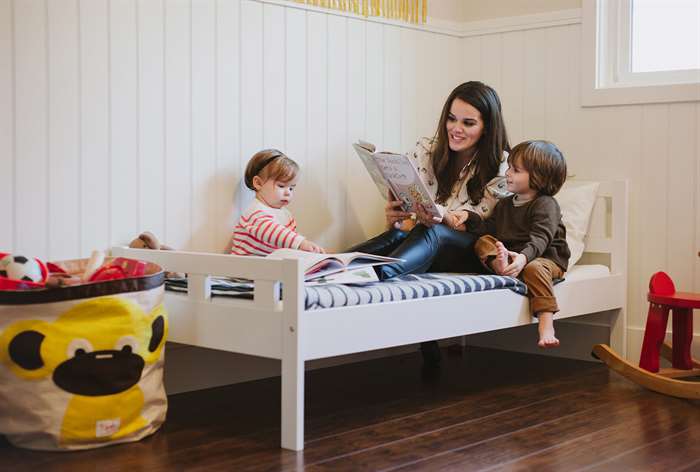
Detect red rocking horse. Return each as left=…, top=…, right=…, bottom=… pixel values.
left=593, top=271, right=700, bottom=399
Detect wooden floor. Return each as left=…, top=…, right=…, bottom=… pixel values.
left=3, top=346, right=700, bottom=471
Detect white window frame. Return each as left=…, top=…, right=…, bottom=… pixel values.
left=582, top=0, right=700, bottom=107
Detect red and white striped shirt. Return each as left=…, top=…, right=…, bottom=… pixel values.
left=231, top=199, right=305, bottom=256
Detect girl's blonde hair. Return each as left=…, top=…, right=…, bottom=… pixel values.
left=244, top=149, right=299, bottom=190
left=508, top=140, right=567, bottom=196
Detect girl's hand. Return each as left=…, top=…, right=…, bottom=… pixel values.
left=385, top=197, right=412, bottom=229
left=415, top=204, right=442, bottom=227
left=503, top=252, right=527, bottom=277
left=300, top=240, right=325, bottom=253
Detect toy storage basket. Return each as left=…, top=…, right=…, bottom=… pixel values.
left=0, top=258, right=168, bottom=451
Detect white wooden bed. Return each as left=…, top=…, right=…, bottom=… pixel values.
left=112, top=180, right=628, bottom=451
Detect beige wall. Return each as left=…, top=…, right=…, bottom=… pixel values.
left=428, top=0, right=580, bottom=23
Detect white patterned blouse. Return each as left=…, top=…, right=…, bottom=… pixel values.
left=408, top=136, right=510, bottom=220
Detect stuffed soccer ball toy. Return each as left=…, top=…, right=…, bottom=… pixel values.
left=0, top=254, right=45, bottom=283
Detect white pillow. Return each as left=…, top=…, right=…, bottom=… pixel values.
left=554, top=181, right=600, bottom=269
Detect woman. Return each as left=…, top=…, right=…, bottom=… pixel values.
left=350, top=81, right=511, bottom=279
left=349, top=81, right=511, bottom=367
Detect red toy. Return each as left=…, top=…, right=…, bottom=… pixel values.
left=89, top=257, right=147, bottom=282
left=593, top=271, right=700, bottom=399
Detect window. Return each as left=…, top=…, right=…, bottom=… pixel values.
left=582, top=0, right=700, bottom=106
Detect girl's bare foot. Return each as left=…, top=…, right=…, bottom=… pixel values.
left=537, top=312, right=560, bottom=348
left=491, top=241, right=509, bottom=275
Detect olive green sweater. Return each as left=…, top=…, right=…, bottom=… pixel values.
left=466, top=195, right=571, bottom=271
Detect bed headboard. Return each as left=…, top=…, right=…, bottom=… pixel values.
left=579, top=180, right=629, bottom=276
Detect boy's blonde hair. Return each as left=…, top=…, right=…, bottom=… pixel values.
left=244, top=149, right=299, bottom=191
left=508, top=140, right=567, bottom=196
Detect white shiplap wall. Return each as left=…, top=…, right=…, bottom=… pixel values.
left=0, top=0, right=459, bottom=259
left=1, top=0, right=699, bottom=364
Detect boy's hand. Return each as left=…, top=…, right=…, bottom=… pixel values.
left=300, top=240, right=325, bottom=253
left=503, top=252, right=527, bottom=277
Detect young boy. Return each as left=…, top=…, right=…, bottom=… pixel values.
left=464, top=140, right=570, bottom=348
left=231, top=149, right=324, bottom=256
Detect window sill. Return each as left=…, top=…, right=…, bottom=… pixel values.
left=581, top=81, right=700, bottom=107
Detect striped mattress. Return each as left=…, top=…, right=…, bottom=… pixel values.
left=165, top=273, right=527, bottom=311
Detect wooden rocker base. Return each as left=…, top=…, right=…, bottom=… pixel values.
left=592, top=343, right=700, bottom=400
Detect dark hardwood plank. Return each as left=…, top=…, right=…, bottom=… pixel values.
left=582, top=421, right=700, bottom=472
left=394, top=392, right=698, bottom=471
left=1, top=346, right=695, bottom=472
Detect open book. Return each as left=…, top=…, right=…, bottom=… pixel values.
left=352, top=140, right=443, bottom=219
left=267, top=248, right=400, bottom=282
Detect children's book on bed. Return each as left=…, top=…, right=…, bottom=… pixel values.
left=267, top=248, right=400, bottom=283
left=352, top=140, right=443, bottom=219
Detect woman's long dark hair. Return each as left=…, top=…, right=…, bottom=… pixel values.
left=431, top=81, right=510, bottom=205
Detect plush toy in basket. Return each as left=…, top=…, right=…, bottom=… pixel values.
left=0, top=253, right=168, bottom=451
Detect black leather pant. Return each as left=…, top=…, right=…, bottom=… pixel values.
left=347, top=224, right=481, bottom=280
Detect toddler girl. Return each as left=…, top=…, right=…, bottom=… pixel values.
left=231, top=149, right=324, bottom=256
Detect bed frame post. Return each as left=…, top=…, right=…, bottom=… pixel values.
left=280, top=259, right=305, bottom=451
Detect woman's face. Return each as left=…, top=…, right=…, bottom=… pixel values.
left=446, top=98, right=484, bottom=157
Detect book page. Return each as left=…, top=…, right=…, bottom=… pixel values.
left=373, top=153, right=443, bottom=219
left=352, top=143, right=391, bottom=200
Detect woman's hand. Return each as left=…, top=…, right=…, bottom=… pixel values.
left=299, top=240, right=325, bottom=253
left=385, top=196, right=412, bottom=229
left=414, top=204, right=442, bottom=227
left=503, top=252, right=527, bottom=277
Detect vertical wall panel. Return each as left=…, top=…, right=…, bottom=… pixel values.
left=521, top=28, right=546, bottom=140
left=544, top=26, right=570, bottom=151
left=191, top=0, right=216, bottom=251
left=382, top=25, right=401, bottom=152
left=480, top=34, right=501, bottom=93
left=345, top=18, right=376, bottom=245
left=164, top=0, right=191, bottom=249
left=138, top=0, right=165, bottom=242
left=215, top=0, right=240, bottom=251
left=240, top=0, right=263, bottom=163
left=110, top=0, right=139, bottom=247
left=636, top=104, right=669, bottom=327
left=47, top=0, right=80, bottom=259
left=500, top=30, right=524, bottom=143
left=326, top=14, right=347, bottom=249
left=461, top=36, right=482, bottom=82
left=301, top=11, right=328, bottom=244
left=365, top=22, right=383, bottom=149
left=262, top=3, right=285, bottom=150
left=285, top=7, right=306, bottom=238
left=0, top=0, right=12, bottom=251
left=80, top=0, right=109, bottom=255
left=399, top=27, right=417, bottom=153
left=14, top=0, right=48, bottom=257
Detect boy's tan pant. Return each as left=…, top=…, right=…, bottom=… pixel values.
left=474, top=235, right=564, bottom=316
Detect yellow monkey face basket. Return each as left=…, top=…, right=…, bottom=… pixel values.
left=0, top=258, right=168, bottom=451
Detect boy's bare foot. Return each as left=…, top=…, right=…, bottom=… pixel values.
left=491, top=241, right=509, bottom=275
left=537, top=312, right=560, bottom=348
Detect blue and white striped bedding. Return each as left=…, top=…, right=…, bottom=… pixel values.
left=304, top=273, right=526, bottom=310
left=165, top=273, right=527, bottom=311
